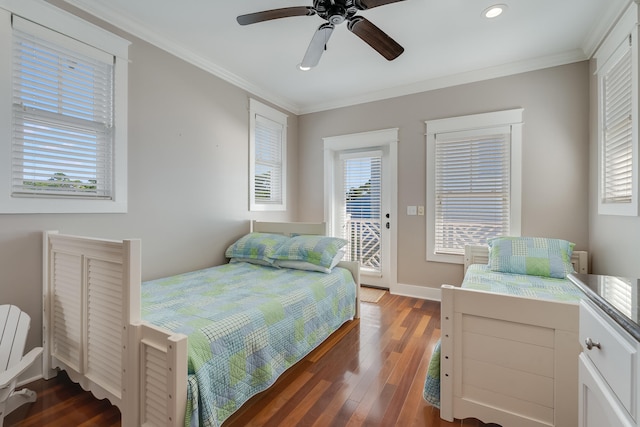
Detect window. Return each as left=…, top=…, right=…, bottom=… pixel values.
left=341, top=151, right=382, bottom=273
left=596, top=3, right=639, bottom=216
left=0, top=2, right=129, bottom=213
left=323, top=128, right=398, bottom=289
left=249, top=98, right=287, bottom=211
left=426, top=109, right=523, bottom=264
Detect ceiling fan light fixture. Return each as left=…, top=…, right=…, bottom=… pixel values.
left=237, top=0, right=407, bottom=67
left=483, top=4, right=507, bottom=19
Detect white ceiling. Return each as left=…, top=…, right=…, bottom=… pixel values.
left=63, top=0, right=628, bottom=114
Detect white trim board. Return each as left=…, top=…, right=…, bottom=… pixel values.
left=392, top=283, right=442, bottom=302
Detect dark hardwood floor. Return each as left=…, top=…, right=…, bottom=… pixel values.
left=5, top=293, right=499, bottom=426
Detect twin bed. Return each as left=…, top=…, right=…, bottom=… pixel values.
left=42, top=221, right=359, bottom=427
left=425, top=239, right=589, bottom=427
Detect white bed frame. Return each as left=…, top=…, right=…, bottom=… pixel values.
left=42, top=221, right=360, bottom=427
left=439, top=245, right=588, bottom=427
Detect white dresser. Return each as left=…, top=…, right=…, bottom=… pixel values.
left=569, top=274, right=640, bottom=427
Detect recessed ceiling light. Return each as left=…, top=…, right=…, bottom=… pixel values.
left=483, top=4, right=507, bottom=19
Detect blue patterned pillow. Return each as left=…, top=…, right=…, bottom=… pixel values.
left=272, top=235, right=347, bottom=269
left=225, top=232, right=289, bottom=265
left=488, top=236, right=575, bottom=279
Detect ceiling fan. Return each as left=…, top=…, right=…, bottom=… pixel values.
left=237, top=0, right=407, bottom=69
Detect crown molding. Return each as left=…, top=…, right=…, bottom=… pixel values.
left=299, top=49, right=589, bottom=114
left=582, top=0, right=633, bottom=58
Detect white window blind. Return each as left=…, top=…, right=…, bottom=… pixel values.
left=601, top=36, right=633, bottom=205
left=249, top=98, right=287, bottom=211
left=254, top=114, right=283, bottom=205
left=341, top=152, right=382, bottom=271
left=601, top=276, right=633, bottom=318
left=11, top=17, right=115, bottom=198
left=434, top=127, right=511, bottom=255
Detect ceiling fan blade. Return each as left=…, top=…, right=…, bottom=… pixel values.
left=355, top=0, right=407, bottom=10
left=237, top=7, right=316, bottom=25
left=300, top=23, right=335, bottom=69
left=347, top=17, right=404, bottom=61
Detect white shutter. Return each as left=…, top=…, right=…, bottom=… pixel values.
left=341, top=152, right=382, bottom=272
left=254, top=114, right=283, bottom=204
left=434, top=127, right=511, bottom=255
left=11, top=17, right=114, bottom=198
left=601, top=36, right=633, bottom=205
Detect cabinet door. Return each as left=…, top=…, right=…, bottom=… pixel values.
left=579, top=354, right=635, bottom=427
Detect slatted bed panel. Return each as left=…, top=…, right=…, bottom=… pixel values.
left=128, top=322, right=187, bottom=427
left=86, top=257, right=125, bottom=397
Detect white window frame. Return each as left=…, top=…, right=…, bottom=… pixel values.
left=249, top=98, right=288, bottom=211
left=0, top=0, right=129, bottom=214
left=426, top=109, right=523, bottom=264
left=595, top=2, right=639, bottom=217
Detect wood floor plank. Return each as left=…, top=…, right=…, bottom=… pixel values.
left=5, top=293, right=500, bottom=427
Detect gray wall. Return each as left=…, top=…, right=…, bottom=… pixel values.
left=588, top=59, right=640, bottom=279
left=1, top=3, right=298, bottom=352
left=297, top=62, right=591, bottom=290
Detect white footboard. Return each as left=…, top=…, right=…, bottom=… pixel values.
left=43, top=231, right=187, bottom=427
left=440, top=285, right=580, bottom=427
left=128, top=322, right=187, bottom=426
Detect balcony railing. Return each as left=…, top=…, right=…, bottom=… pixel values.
left=436, top=222, right=506, bottom=254
left=345, top=218, right=381, bottom=272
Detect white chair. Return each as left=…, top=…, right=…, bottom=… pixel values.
left=0, top=305, right=43, bottom=426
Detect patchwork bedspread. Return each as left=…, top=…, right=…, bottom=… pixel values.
left=422, top=264, right=583, bottom=408
left=141, top=262, right=357, bottom=427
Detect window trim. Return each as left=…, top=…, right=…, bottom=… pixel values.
left=0, top=1, right=130, bottom=214
left=249, top=98, right=288, bottom=211
left=595, top=2, right=639, bottom=217
left=426, top=108, right=523, bottom=264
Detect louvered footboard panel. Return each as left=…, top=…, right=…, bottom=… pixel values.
left=43, top=231, right=142, bottom=423
left=51, top=251, right=83, bottom=371
left=86, top=257, right=125, bottom=397
left=130, top=322, right=187, bottom=427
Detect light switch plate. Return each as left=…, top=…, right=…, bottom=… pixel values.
left=407, top=206, right=417, bottom=216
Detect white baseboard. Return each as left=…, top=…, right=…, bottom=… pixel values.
left=391, top=283, right=442, bottom=301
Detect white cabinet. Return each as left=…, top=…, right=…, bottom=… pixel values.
left=579, top=300, right=638, bottom=427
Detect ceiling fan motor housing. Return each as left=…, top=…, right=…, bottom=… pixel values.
left=314, top=0, right=359, bottom=24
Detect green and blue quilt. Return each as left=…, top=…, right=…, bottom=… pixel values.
left=141, top=262, right=357, bottom=427
left=423, top=264, right=582, bottom=408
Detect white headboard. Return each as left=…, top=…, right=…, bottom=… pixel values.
left=251, top=221, right=327, bottom=236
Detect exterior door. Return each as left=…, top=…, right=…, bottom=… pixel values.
left=323, top=129, right=397, bottom=290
